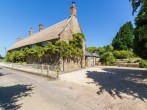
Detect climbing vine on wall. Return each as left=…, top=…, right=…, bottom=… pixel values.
left=6, top=33, right=85, bottom=64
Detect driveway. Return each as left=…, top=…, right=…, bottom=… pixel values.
left=60, top=66, right=147, bottom=110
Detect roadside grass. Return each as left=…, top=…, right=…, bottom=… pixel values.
left=0, top=59, right=6, bottom=62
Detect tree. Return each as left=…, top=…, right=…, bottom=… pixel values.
left=86, top=47, right=97, bottom=53
left=130, top=0, right=147, bottom=59
left=0, top=54, right=3, bottom=59
left=100, top=52, right=116, bottom=65
left=129, top=0, right=144, bottom=15
left=112, top=21, right=134, bottom=50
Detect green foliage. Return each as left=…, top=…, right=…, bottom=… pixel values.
left=100, top=52, right=116, bottom=65
left=0, top=54, right=3, bottom=59
left=22, top=62, right=27, bottom=64
left=0, top=59, right=6, bottom=62
left=6, top=33, right=84, bottom=64
left=113, top=50, right=134, bottom=59
left=86, top=47, right=97, bottom=53
left=86, top=45, right=114, bottom=57
left=139, top=60, right=147, bottom=68
left=35, top=46, right=45, bottom=59
left=6, top=52, right=15, bottom=62
left=132, top=0, right=147, bottom=59
left=56, top=40, right=70, bottom=60
left=129, top=0, right=144, bottom=15
left=112, top=21, right=134, bottom=50
left=70, top=33, right=84, bottom=49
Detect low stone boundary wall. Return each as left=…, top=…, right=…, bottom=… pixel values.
left=0, top=62, right=59, bottom=78
left=116, top=63, right=139, bottom=67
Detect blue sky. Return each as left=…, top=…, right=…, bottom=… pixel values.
left=0, top=0, right=136, bottom=56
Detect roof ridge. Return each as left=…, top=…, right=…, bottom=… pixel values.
left=9, top=19, right=68, bottom=43
left=8, top=18, right=69, bottom=50
left=59, top=16, right=73, bottom=36
left=26, top=19, right=68, bottom=38
left=39, top=19, right=68, bottom=33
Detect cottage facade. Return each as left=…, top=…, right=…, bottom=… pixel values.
left=8, top=2, right=99, bottom=71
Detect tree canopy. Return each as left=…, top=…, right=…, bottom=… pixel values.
left=112, top=21, right=134, bottom=50
left=129, top=0, right=144, bottom=14
left=0, top=54, right=3, bottom=59
left=130, top=0, right=147, bottom=59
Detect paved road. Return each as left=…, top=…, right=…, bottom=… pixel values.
left=0, top=67, right=97, bottom=110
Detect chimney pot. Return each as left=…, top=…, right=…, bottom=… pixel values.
left=17, top=36, right=21, bottom=42
left=39, top=24, right=44, bottom=32
left=70, top=2, right=76, bottom=16
left=29, top=27, right=33, bottom=36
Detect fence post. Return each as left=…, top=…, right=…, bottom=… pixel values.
left=41, top=64, right=43, bottom=76
left=56, top=66, right=60, bottom=79
left=47, top=65, right=50, bottom=76
left=11, top=63, right=13, bottom=68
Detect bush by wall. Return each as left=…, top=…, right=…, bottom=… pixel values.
left=139, top=60, right=147, bottom=68
left=100, top=52, right=116, bottom=65
left=113, top=50, right=134, bottom=59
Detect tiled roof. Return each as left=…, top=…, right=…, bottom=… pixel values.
left=85, top=50, right=93, bottom=57
left=85, top=51, right=100, bottom=57
left=8, top=19, right=70, bottom=50
left=92, top=53, right=99, bottom=58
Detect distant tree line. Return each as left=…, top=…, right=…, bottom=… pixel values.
left=0, top=54, right=3, bottom=59
left=86, top=0, right=147, bottom=67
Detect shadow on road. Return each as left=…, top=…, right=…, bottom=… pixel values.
left=0, top=73, right=11, bottom=76
left=0, top=84, right=33, bottom=110
left=86, top=68, right=147, bottom=101
left=0, top=73, right=3, bottom=76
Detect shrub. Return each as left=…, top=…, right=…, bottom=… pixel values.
left=100, top=52, right=116, bottom=65
left=22, top=62, right=27, bottom=64
left=113, top=50, right=134, bottom=59
left=127, top=60, right=132, bottom=63
left=139, top=60, right=147, bottom=68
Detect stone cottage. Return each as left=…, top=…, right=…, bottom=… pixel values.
left=8, top=2, right=100, bottom=71
left=8, top=2, right=86, bottom=71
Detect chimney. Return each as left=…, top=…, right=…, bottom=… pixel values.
left=29, top=27, right=33, bottom=36
left=17, top=36, right=21, bottom=42
left=70, top=2, right=76, bottom=16
left=39, top=24, right=44, bottom=32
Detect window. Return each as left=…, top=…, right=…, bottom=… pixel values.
left=42, top=42, right=48, bottom=47
left=20, top=47, right=23, bottom=50
left=31, top=44, right=35, bottom=48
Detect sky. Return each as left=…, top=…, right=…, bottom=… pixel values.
left=0, top=0, right=137, bottom=57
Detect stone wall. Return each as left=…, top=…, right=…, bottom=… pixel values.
left=60, top=59, right=82, bottom=72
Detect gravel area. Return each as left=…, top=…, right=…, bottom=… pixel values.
left=60, top=66, right=147, bottom=110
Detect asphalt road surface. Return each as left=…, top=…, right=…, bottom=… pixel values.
left=0, top=67, right=98, bottom=110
